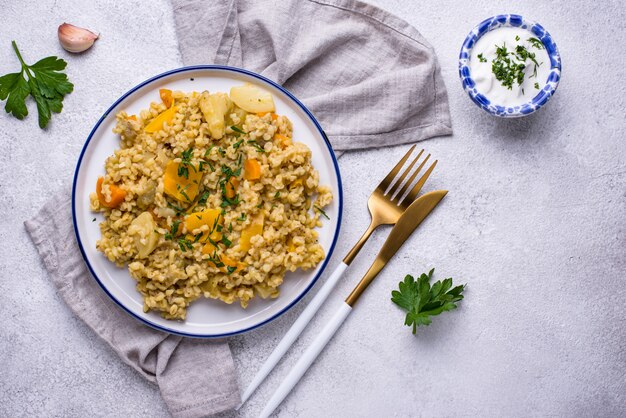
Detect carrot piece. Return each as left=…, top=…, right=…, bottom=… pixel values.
left=225, top=177, right=239, bottom=199
left=243, top=159, right=261, bottom=180
left=96, top=177, right=126, bottom=208
left=163, top=160, right=202, bottom=202
left=185, top=209, right=222, bottom=243
left=201, top=243, right=247, bottom=272
left=239, top=215, right=264, bottom=252
left=127, top=115, right=137, bottom=121
left=271, top=113, right=278, bottom=121
left=144, top=106, right=178, bottom=133
left=159, top=89, right=174, bottom=108
left=256, top=112, right=268, bottom=117
left=274, top=133, right=292, bottom=148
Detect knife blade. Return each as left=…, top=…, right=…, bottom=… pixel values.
left=345, top=189, right=448, bottom=306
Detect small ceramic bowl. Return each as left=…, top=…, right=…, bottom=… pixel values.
left=459, top=14, right=562, bottom=117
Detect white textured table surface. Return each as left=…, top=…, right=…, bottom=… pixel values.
left=1, top=1, right=624, bottom=417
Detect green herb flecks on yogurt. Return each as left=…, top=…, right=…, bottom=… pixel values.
left=470, top=27, right=550, bottom=107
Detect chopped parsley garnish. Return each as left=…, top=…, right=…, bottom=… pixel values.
left=165, top=220, right=180, bottom=240
left=274, top=191, right=280, bottom=199
left=527, top=37, right=544, bottom=50
left=205, top=250, right=225, bottom=268
left=228, top=222, right=233, bottom=232
left=477, top=38, right=545, bottom=93
left=247, top=140, right=266, bottom=153
left=221, top=194, right=240, bottom=208
left=197, top=190, right=210, bottom=207
left=238, top=213, right=247, bottom=221
left=193, top=232, right=204, bottom=243
left=179, top=188, right=191, bottom=202
left=178, top=148, right=196, bottom=179
left=515, top=35, right=520, bottom=41
left=314, top=205, right=330, bottom=220
left=177, top=238, right=193, bottom=252
left=226, top=265, right=237, bottom=275
left=92, top=217, right=96, bottom=222
left=204, top=146, right=214, bottom=158
left=232, top=138, right=244, bottom=150
left=534, top=82, right=540, bottom=90
left=221, top=235, right=232, bottom=248
left=230, top=125, right=246, bottom=134
left=217, top=147, right=225, bottom=157
left=168, top=202, right=186, bottom=216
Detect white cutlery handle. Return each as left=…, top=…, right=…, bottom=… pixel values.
left=239, top=262, right=349, bottom=406
left=259, top=302, right=352, bottom=418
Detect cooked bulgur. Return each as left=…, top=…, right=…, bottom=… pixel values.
left=90, top=87, right=332, bottom=320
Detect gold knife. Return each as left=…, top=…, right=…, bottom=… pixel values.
left=259, top=189, right=448, bottom=418
left=346, top=189, right=448, bottom=306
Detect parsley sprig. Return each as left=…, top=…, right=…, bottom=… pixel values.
left=391, top=269, right=464, bottom=334
left=0, top=41, right=74, bottom=128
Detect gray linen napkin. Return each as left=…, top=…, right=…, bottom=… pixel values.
left=25, top=192, right=240, bottom=418
left=26, top=0, right=452, bottom=416
left=172, top=0, right=452, bottom=151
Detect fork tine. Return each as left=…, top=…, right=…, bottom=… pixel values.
left=403, top=160, right=438, bottom=204
left=376, top=145, right=416, bottom=191
left=387, top=149, right=424, bottom=200
left=394, top=153, right=430, bottom=203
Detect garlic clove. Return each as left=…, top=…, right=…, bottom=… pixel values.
left=58, top=23, right=99, bottom=53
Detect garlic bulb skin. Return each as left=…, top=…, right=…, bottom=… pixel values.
left=58, top=23, right=99, bottom=53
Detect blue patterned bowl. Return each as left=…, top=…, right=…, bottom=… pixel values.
left=459, top=14, right=561, bottom=117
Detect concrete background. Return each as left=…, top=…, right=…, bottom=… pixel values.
left=1, top=0, right=624, bottom=417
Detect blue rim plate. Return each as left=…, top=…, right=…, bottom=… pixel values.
left=459, top=14, right=562, bottom=117
left=71, top=65, right=343, bottom=338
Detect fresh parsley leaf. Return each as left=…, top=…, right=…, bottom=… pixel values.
left=477, top=53, right=487, bottom=63
left=534, top=82, right=540, bottom=90
left=391, top=269, right=465, bottom=335
left=226, top=265, right=237, bottom=275
left=0, top=41, right=73, bottom=128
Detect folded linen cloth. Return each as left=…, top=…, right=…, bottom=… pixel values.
left=26, top=0, right=452, bottom=417
left=25, top=193, right=239, bottom=418
left=172, top=0, right=452, bottom=151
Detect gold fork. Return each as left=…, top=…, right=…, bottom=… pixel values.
left=237, top=146, right=437, bottom=407
left=344, top=145, right=437, bottom=264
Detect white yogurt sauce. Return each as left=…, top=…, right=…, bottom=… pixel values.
left=470, top=26, right=550, bottom=107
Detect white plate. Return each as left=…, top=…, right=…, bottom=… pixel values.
left=72, top=66, right=343, bottom=338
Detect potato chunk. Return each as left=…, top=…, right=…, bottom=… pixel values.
left=229, top=83, right=275, bottom=113
left=199, top=91, right=232, bottom=139
left=128, top=212, right=159, bottom=258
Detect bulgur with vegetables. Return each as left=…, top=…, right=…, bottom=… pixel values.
left=91, top=84, right=332, bottom=320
